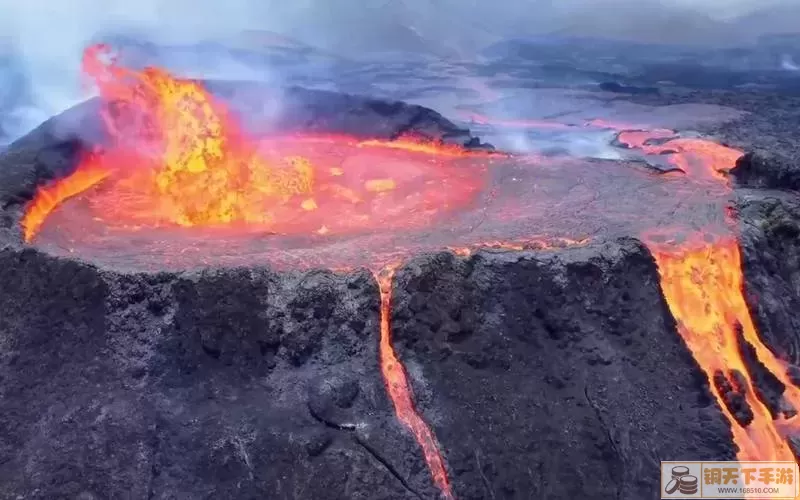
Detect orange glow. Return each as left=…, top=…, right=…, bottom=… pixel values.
left=649, top=237, right=800, bottom=461
left=448, top=236, right=590, bottom=256
left=21, top=151, right=111, bottom=242
left=357, top=134, right=501, bottom=158
left=364, top=179, right=396, bottom=193
left=24, top=43, right=800, bottom=489
left=81, top=43, right=314, bottom=228
left=618, top=131, right=743, bottom=182
left=376, top=267, right=453, bottom=499
left=23, top=45, right=490, bottom=245
left=634, top=125, right=800, bottom=465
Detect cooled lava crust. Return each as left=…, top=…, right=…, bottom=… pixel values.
left=2, top=72, right=800, bottom=499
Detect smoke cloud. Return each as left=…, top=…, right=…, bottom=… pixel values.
left=0, top=0, right=798, bottom=143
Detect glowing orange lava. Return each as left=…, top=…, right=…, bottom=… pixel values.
left=21, top=150, right=110, bottom=242
left=376, top=266, right=453, bottom=499
left=618, top=131, right=743, bottom=182
left=650, top=236, right=800, bottom=462
left=20, top=43, right=474, bottom=497
left=21, top=45, right=491, bottom=244
left=633, top=128, right=800, bottom=471
left=82, top=43, right=317, bottom=228
left=358, top=134, right=502, bottom=158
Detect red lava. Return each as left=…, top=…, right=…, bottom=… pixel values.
left=376, top=266, right=453, bottom=499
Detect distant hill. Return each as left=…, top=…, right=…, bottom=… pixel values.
left=734, top=5, right=800, bottom=39
left=544, top=1, right=739, bottom=47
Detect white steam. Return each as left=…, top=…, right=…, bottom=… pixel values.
left=0, top=0, right=799, bottom=143
left=781, top=54, right=800, bottom=71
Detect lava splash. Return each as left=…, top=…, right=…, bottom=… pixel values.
left=22, top=44, right=492, bottom=245
left=82, top=43, right=315, bottom=228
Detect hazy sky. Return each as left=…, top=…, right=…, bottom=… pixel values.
left=1, top=0, right=798, bottom=139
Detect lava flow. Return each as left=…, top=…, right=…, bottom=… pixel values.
left=20, top=150, right=110, bottom=242
left=445, top=108, right=800, bottom=469
left=650, top=236, right=797, bottom=461
left=376, top=267, right=453, bottom=499
left=638, top=170, right=800, bottom=466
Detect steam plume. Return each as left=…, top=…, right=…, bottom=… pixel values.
left=0, top=0, right=798, bottom=143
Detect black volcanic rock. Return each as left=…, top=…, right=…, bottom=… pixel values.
left=731, top=151, right=800, bottom=191
left=205, top=82, right=493, bottom=149
left=738, top=191, right=800, bottom=364
left=0, top=240, right=738, bottom=499
left=599, top=81, right=660, bottom=95
left=0, top=251, right=438, bottom=499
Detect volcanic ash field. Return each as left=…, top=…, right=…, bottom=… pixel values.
left=1, top=43, right=800, bottom=499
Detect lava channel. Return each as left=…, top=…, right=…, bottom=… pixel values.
left=625, top=127, right=800, bottom=463
left=377, top=266, right=453, bottom=499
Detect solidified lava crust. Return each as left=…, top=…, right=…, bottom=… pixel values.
left=3, top=53, right=800, bottom=499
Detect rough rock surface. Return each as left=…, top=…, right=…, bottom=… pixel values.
left=390, top=242, right=734, bottom=499
left=0, top=253, right=439, bottom=499
left=732, top=152, right=800, bottom=192
left=738, top=191, right=800, bottom=363
left=0, top=240, right=737, bottom=499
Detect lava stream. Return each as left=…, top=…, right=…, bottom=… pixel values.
left=624, top=122, right=800, bottom=465
left=617, top=131, right=742, bottom=182
left=650, top=237, right=800, bottom=462
left=375, top=267, right=453, bottom=499
left=20, top=152, right=110, bottom=242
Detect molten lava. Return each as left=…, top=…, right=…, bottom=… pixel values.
left=21, top=150, right=110, bottom=242
left=634, top=132, right=800, bottom=468
left=21, top=45, right=492, bottom=245
left=650, top=237, right=800, bottom=461
left=19, top=43, right=487, bottom=497
left=83, top=43, right=315, bottom=228
left=617, top=131, right=742, bottom=182
left=376, top=267, right=453, bottom=499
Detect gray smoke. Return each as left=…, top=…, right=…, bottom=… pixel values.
left=0, top=0, right=798, bottom=143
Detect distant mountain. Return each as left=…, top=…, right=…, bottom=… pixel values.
left=544, top=2, right=739, bottom=47
left=734, top=5, right=800, bottom=39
